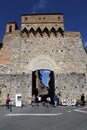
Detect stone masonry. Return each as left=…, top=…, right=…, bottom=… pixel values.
left=0, top=13, right=87, bottom=105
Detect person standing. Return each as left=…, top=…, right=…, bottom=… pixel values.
left=46, top=96, right=51, bottom=107
left=31, top=95, right=35, bottom=106
left=53, top=94, right=59, bottom=107
left=81, top=93, right=85, bottom=106
left=9, top=99, right=13, bottom=112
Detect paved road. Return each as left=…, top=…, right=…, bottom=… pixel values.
left=0, top=105, right=87, bottom=130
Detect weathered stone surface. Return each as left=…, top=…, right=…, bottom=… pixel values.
left=0, top=13, right=87, bottom=105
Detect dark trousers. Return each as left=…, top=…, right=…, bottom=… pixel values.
left=9, top=104, right=12, bottom=112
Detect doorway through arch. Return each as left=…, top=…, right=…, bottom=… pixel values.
left=32, top=69, right=55, bottom=103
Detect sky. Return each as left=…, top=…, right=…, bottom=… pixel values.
left=40, top=70, right=50, bottom=87
left=0, top=0, right=87, bottom=50
left=0, top=0, right=87, bottom=86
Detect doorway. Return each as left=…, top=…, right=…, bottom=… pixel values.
left=32, top=69, right=55, bottom=103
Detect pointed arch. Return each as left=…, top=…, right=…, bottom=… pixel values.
left=29, top=27, right=36, bottom=36
left=36, top=27, right=42, bottom=36
left=21, top=27, right=29, bottom=35
left=43, top=27, right=50, bottom=36
left=50, top=27, right=57, bottom=36
left=57, top=27, right=64, bottom=37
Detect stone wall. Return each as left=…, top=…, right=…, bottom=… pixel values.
left=0, top=74, right=32, bottom=105
left=0, top=13, right=87, bottom=105
left=55, top=73, right=86, bottom=99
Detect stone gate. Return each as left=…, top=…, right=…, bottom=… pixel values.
left=0, top=13, right=87, bottom=105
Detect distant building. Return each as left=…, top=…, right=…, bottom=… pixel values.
left=0, top=13, right=87, bottom=105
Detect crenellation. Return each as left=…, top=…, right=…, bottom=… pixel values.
left=64, top=31, right=81, bottom=37
left=21, top=14, right=64, bottom=29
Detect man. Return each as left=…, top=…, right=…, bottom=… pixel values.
left=53, top=94, right=59, bottom=107
left=6, top=94, right=10, bottom=109
left=81, top=93, right=85, bottom=106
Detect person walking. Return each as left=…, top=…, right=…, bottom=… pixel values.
left=6, top=94, right=10, bottom=109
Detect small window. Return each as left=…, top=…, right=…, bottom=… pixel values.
left=9, top=25, right=12, bottom=33
left=25, top=17, right=28, bottom=20
left=43, top=17, right=45, bottom=20
left=58, top=16, right=60, bottom=19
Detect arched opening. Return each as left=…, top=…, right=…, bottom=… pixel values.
left=32, top=69, right=55, bottom=103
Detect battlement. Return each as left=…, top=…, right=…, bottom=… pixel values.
left=6, top=22, right=18, bottom=34
left=64, top=32, right=81, bottom=37
left=21, top=26, right=64, bottom=37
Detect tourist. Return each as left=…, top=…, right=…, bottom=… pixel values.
left=31, top=95, right=35, bottom=106
left=9, top=99, right=13, bottom=112
left=6, top=94, right=10, bottom=109
left=42, top=95, right=46, bottom=106
left=81, top=93, right=85, bottom=106
left=46, top=96, right=51, bottom=107
left=53, top=94, right=59, bottom=107
left=38, top=95, right=42, bottom=105
left=66, top=98, right=71, bottom=106
left=35, top=95, right=39, bottom=106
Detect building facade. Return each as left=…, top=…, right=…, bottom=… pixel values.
left=0, top=13, right=87, bottom=105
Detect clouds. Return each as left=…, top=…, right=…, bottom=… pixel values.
left=43, top=70, right=50, bottom=74
left=32, top=0, right=48, bottom=13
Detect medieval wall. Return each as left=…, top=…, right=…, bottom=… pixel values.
left=21, top=13, right=64, bottom=30
left=0, top=13, right=87, bottom=105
